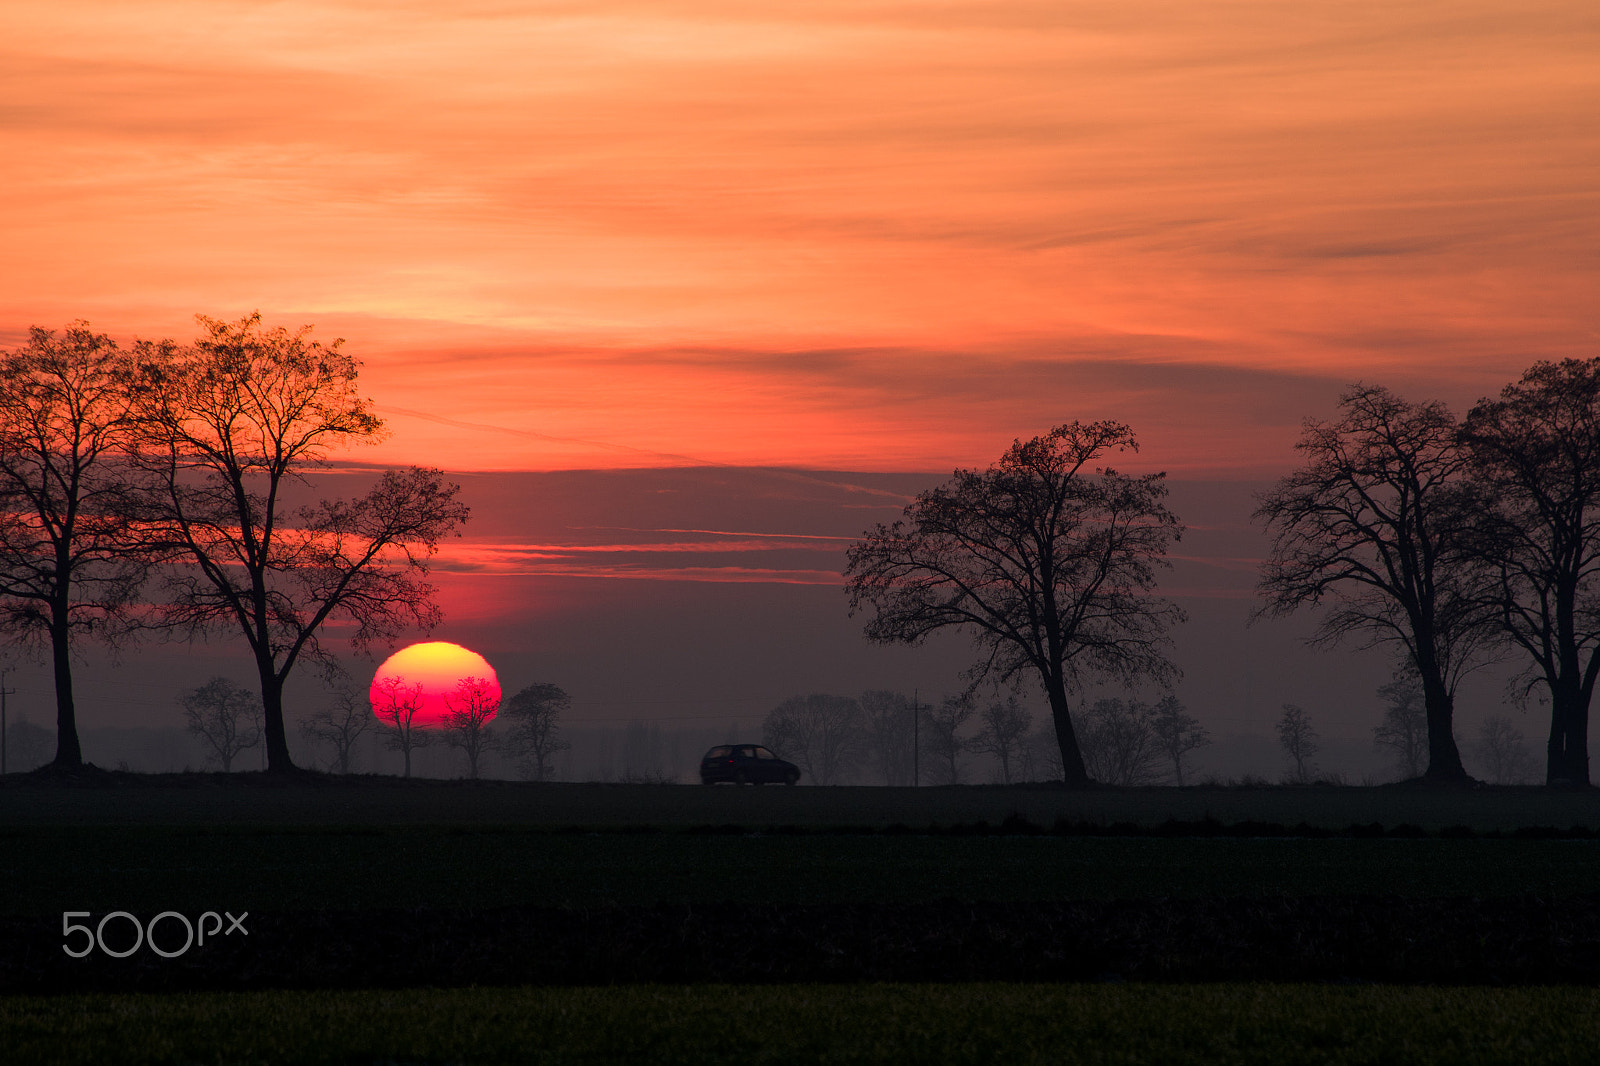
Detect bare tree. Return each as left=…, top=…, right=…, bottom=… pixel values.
left=1256, top=385, right=1492, bottom=783
left=1461, top=357, right=1600, bottom=785
left=971, top=695, right=1032, bottom=783
left=443, top=675, right=499, bottom=780
left=5, top=719, right=53, bottom=771
left=0, top=323, right=147, bottom=769
left=1076, top=697, right=1161, bottom=785
left=1149, top=694, right=1209, bottom=786
left=181, top=676, right=262, bottom=772
left=1029, top=725, right=1064, bottom=782
left=298, top=684, right=371, bottom=774
left=763, top=694, right=861, bottom=785
left=1276, top=703, right=1320, bottom=784
left=372, top=673, right=429, bottom=778
left=858, top=689, right=916, bottom=785
left=1473, top=714, right=1536, bottom=785
left=1372, top=669, right=1428, bottom=781
left=920, top=695, right=976, bottom=785
left=846, top=422, right=1185, bottom=786
left=130, top=313, right=470, bottom=772
left=501, top=682, right=572, bottom=782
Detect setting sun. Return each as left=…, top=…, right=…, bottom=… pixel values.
left=369, top=641, right=501, bottom=729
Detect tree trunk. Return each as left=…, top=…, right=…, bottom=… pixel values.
left=257, top=664, right=296, bottom=772
left=48, top=613, right=83, bottom=768
left=1547, top=683, right=1591, bottom=786
left=1570, top=695, right=1592, bottom=786
left=1045, top=674, right=1090, bottom=786
left=1418, top=671, right=1468, bottom=782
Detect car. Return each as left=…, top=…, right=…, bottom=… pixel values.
left=700, top=744, right=801, bottom=785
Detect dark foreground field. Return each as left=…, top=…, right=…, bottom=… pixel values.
left=9, top=984, right=1600, bottom=1065
left=5, top=775, right=1600, bottom=1061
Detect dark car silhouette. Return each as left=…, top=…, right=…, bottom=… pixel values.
left=700, top=744, right=801, bottom=785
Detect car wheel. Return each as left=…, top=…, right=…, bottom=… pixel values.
left=734, top=771, right=747, bottom=785
left=785, top=771, right=798, bottom=786
left=701, top=776, right=714, bottom=786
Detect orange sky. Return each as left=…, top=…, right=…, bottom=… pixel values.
left=4, top=1, right=1596, bottom=473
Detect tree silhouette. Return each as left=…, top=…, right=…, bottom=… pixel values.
left=1461, top=357, right=1600, bottom=785
left=372, top=674, right=429, bottom=778
left=858, top=689, right=916, bottom=785
left=1149, top=694, right=1209, bottom=786
left=1372, top=669, right=1428, bottom=781
left=131, top=313, right=469, bottom=772
left=919, top=695, right=976, bottom=785
left=4, top=719, right=53, bottom=771
left=1473, top=714, right=1535, bottom=785
left=501, top=682, right=572, bottom=782
left=846, top=422, right=1184, bottom=786
left=180, top=676, right=262, bottom=772
left=763, top=694, right=861, bottom=785
left=971, top=695, right=1032, bottom=784
left=1276, top=703, right=1320, bottom=784
left=298, top=684, right=372, bottom=774
left=1256, top=385, right=1490, bottom=782
left=1075, top=697, right=1161, bottom=785
left=0, top=324, right=147, bottom=769
left=443, top=675, right=499, bottom=780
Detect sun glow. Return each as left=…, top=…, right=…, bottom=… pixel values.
left=369, top=641, right=501, bottom=729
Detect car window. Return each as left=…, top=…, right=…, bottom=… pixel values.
left=755, top=747, right=776, bottom=759
left=706, top=746, right=730, bottom=759
left=736, top=746, right=755, bottom=758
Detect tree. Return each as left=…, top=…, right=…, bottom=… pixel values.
left=131, top=313, right=469, bottom=772
left=501, top=682, right=572, bottom=782
left=1149, top=694, right=1209, bottom=786
left=442, top=676, right=499, bottom=780
left=1255, top=385, right=1491, bottom=783
left=1372, top=669, right=1428, bottom=781
left=1460, top=357, right=1600, bottom=785
left=1029, top=725, right=1065, bottom=782
left=298, top=684, right=371, bottom=774
left=181, top=676, right=262, bottom=771
left=5, top=719, right=54, bottom=771
left=1473, top=714, right=1536, bottom=785
left=1276, top=703, right=1320, bottom=784
left=971, top=695, right=1032, bottom=783
left=1076, top=697, right=1161, bottom=785
left=920, top=694, right=976, bottom=785
left=846, top=422, right=1185, bottom=786
left=762, top=693, right=861, bottom=785
left=858, top=689, right=916, bottom=785
left=372, top=673, right=429, bottom=778
left=0, top=323, right=147, bottom=769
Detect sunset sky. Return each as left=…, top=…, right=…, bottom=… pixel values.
left=3, top=2, right=1597, bottom=770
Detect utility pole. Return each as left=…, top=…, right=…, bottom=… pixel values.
left=912, top=688, right=919, bottom=788
left=0, top=666, right=14, bottom=775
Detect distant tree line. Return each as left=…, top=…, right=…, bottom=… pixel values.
left=760, top=689, right=1210, bottom=786
left=0, top=315, right=470, bottom=773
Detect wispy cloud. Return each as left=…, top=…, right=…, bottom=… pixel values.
left=4, top=1, right=1594, bottom=474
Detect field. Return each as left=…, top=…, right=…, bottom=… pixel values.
left=5, top=775, right=1600, bottom=1061
left=9, top=984, right=1600, bottom=1065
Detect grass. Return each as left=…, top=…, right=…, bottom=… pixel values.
left=4, top=827, right=1600, bottom=916
left=5, top=983, right=1600, bottom=1064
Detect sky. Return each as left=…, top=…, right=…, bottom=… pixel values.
left=2, top=1, right=1597, bottom=774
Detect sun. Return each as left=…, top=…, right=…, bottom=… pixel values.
left=369, top=641, right=501, bottom=728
